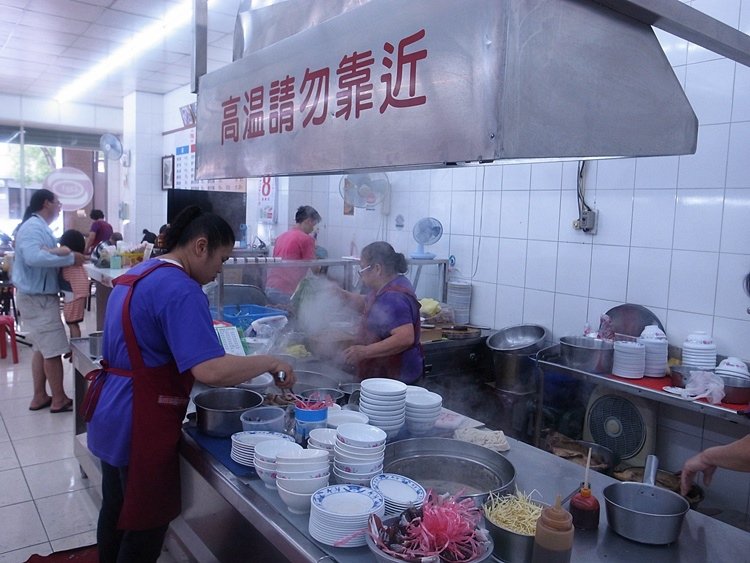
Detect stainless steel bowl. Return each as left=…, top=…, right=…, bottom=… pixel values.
left=669, top=365, right=703, bottom=388
left=483, top=497, right=546, bottom=563
left=718, top=374, right=750, bottom=404
left=487, top=324, right=548, bottom=353
left=193, top=388, right=263, bottom=437
left=559, top=336, right=614, bottom=374
left=383, top=438, right=516, bottom=507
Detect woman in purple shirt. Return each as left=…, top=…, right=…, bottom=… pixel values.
left=342, top=241, right=423, bottom=383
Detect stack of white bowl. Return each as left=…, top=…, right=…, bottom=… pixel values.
left=370, top=473, right=426, bottom=518
left=333, top=423, right=386, bottom=485
left=252, top=439, right=303, bottom=489
left=612, top=341, right=646, bottom=379
left=638, top=325, right=669, bottom=377
left=715, top=357, right=750, bottom=379
left=682, top=331, right=717, bottom=369
left=447, top=281, right=472, bottom=324
left=326, top=410, right=369, bottom=429
left=230, top=430, right=294, bottom=468
left=275, top=448, right=331, bottom=514
left=405, top=389, right=442, bottom=435
left=359, top=378, right=407, bottom=440
left=308, top=484, right=385, bottom=547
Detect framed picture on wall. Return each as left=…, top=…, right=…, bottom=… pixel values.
left=162, top=155, right=175, bottom=190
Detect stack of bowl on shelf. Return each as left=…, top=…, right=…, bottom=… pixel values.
left=333, top=423, right=386, bottom=485
left=370, top=473, right=426, bottom=518
left=358, top=378, right=407, bottom=439
left=682, top=331, right=717, bottom=369
left=308, top=484, right=385, bottom=547
left=275, top=448, right=331, bottom=514
left=447, top=280, right=472, bottom=324
left=637, top=325, right=669, bottom=377
left=715, top=357, right=750, bottom=379
left=612, top=340, right=646, bottom=379
left=252, top=439, right=303, bottom=489
left=230, top=430, right=294, bottom=468
left=404, top=388, right=443, bottom=435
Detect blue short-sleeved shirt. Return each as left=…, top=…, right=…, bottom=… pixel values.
left=87, top=259, right=225, bottom=466
left=364, top=275, right=423, bottom=383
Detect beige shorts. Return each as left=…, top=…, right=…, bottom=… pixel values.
left=16, top=293, right=70, bottom=358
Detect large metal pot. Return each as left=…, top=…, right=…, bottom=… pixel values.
left=487, top=324, right=548, bottom=392
left=193, top=388, right=263, bottom=437
left=383, top=438, right=516, bottom=507
left=603, top=455, right=689, bottom=545
left=559, top=336, right=614, bottom=374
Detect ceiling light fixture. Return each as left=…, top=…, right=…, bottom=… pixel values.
left=55, top=0, right=209, bottom=104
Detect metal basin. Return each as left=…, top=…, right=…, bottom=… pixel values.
left=487, top=325, right=548, bottom=392
left=718, top=374, right=750, bottom=404
left=193, top=388, right=263, bottom=437
left=559, top=336, right=614, bottom=374
left=487, top=324, right=548, bottom=353
left=383, top=438, right=516, bottom=507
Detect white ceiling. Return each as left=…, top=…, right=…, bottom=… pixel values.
left=0, top=0, right=242, bottom=109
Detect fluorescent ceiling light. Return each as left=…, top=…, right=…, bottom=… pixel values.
left=55, top=0, right=206, bottom=104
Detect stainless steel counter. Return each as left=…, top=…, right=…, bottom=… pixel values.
left=71, top=338, right=750, bottom=562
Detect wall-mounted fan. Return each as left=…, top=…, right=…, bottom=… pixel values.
left=411, top=217, right=443, bottom=259
left=100, top=133, right=130, bottom=167
left=339, top=173, right=390, bottom=213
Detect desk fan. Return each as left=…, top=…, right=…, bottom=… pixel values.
left=411, top=217, right=443, bottom=260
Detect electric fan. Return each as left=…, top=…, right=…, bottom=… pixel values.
left=100, top=133, right=130, bottom=166
left=338, top=173, right=390, bottom=212
left=410, top=217, right=443, bottom=260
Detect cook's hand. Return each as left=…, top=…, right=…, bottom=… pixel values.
left=680, top=451, right=716, bottom=495
left=343, top=345, right=368, bottom=366
left=269, top=361, right=295, bottom=390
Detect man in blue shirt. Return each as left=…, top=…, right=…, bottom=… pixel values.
left=13, top=189, right=85, bottom=412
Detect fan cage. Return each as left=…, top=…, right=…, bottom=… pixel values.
left=586, top=395, right=645, bottom=459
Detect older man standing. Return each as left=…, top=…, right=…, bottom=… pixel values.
left=13, top=189, right=85, bottom=412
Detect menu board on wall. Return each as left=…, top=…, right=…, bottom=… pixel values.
left=165, top=126, right=246, bottom=192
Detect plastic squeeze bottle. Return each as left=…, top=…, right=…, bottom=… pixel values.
left=531, top=494, right=574, bottom=563
left=570, top=485, right=600, bottom=530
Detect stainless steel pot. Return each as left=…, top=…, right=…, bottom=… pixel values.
left=559, top=336, right=614, bottom=374
left=193, top=388, right=263, bottom=437
left=603, top=455, right=689, bottom=545
left=88, top=331, right=104, bottom=358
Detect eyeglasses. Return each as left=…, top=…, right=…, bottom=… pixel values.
left=357, top=264, right=373, bottom=276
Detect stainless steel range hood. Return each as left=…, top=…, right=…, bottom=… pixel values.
left=194, top=0, right=739, bottom=179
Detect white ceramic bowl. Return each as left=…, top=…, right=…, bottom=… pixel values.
left=253, top=458, right=277, bottom=471
left=253, top=439, right=302, bottom=463
left=326, top=411, right=369, bottom=428
left=718, top=357, right=749, bottom=375
left=333, top=458, right=383, bottom=474
left=254, top=466, right=278, bottom=488
left=276, top=467, right=330, bottom=480
left=359, top=402, right=406, bottom=414
left=275, top=447, right=329, bottom=464
left=362, top=413, right=406, bottom=426
left=308, top=428, right=338, bottom=446
left=275, top=482, right=313, bottom=514
left=686, top=331, right=713, bottom=344
left=276, top=473, right=329, bottom=494
left=406, top=420, right=436, bottom=434
left=405, top=411, right=441, bottom=421
left=275, top=460, right=330, bottom=473
left=332, top=468, right=376, bottom=486
left=405, top=391, right=442, bottom=409
left=336, top=423, right=387, bottom=448
left=334, top=439, right=386, bottom=456
left=360, top=378, right=407, bottom=396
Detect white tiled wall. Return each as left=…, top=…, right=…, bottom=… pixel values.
left=282, top=2, right=750, bottom=516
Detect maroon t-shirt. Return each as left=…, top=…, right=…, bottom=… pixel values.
left=90, top=219, right=113, bottom=249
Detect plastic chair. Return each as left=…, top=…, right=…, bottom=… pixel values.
left=0, top=315, right=19, bottom=363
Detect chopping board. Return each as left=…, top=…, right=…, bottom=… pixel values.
left=442, top=326, right=481, bottom=340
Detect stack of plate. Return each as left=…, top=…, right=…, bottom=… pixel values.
left=308, top=484, right=385, bottom=548
left=405, top=389, right=442, bottom=435
left=612, top=341, right=646, bottom=379
left=370, top=473, right=426, bottom=518
left=359, top=378, right=407, bottom=439
left=447, top=281, right=472, bottom=324
left=638, top=330, right=668, bottom=378
left=333, top=423, right=386, bottom=485
left=230, top=430, right=294, bottom=467
left=682, top=331, right=717, bottom=369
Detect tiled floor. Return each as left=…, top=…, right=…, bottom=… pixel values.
left=0, top=304, right=178, bottom=562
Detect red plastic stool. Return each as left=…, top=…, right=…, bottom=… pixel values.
left=0, top=315, right=19, bottom=363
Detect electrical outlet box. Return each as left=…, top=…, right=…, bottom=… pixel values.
left=580, top=209, right=598, bottom=234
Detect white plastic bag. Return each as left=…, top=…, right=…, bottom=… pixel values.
left=249, top=315, right=288, bottom=339
left=686, top=370, right=725, bottom=404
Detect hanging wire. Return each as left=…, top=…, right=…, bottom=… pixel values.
left=470, top=165, right=488, bottom=279
left=577, top=160, right=592, bottom=217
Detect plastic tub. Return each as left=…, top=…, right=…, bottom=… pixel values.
left=240, top=406, right=286, bottom=432
left=209, top=304, right=287, bottom=330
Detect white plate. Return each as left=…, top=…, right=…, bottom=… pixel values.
left=360, top=378, right=408, bottom=396
left=311, top=484, right=385, bottom=516
left=370, top=473, right=426, bottom=505
left=231, top=431, right=293, bottom=446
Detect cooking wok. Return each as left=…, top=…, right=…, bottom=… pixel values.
left=603, top=455, right=689, bottom=545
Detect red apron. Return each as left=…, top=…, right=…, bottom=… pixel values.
left=357, top=283, right=422, bottom=380
left=81, top=261, right=194, bottom=530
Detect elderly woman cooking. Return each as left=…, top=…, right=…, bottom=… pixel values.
left=341, top=241, right=424, bottom=383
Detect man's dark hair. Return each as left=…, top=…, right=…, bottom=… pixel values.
left=90, top=209, right=104, bottom=220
